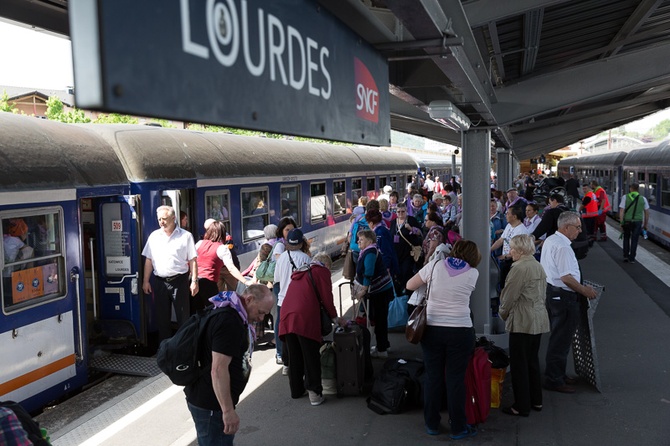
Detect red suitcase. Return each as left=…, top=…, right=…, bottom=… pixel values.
left=465, top=347, right=492, bottom=425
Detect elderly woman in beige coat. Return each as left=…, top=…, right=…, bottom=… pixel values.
left=499, top=234, right=550, bottom=417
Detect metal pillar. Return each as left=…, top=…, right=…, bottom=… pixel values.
left=452, top=153, right=457, bottom=177
left=496, top=148, right=511, bottom=191
left=461, top=129, right=491, bottom=334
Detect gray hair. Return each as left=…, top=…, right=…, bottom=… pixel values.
left=557, top=211, right=580, bottom=228
left=243, top=284, right=274, bottom=303
left=509, top=234, right=536, bottom=256
left=156, top=205, right=175, bottom=218
left=312, top=252, right=332, bottom=270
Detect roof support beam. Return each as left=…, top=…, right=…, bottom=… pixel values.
left=511, top=103, right=662, bottom=158
left=463, top=0, right=568, bottom=28
left=492, top=42, right=670, bottom=125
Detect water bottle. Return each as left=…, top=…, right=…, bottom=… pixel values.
left=642, top=229, right=648, bottom=240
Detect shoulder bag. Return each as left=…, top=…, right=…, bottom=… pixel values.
left=342, top=243, right=356, bottom=280
left=405, top=261, right=439, bottom=344
left=399, top=228, right=422, bottom=262
left=306, top=266, right=334, bottom=337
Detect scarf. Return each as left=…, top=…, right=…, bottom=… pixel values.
left=358, top=242, right=378, bottom=261
left=443, top=257, right=472, bottom=277
left=209, top=291, right=255, bottom=356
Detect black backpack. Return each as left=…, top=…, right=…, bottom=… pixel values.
left=0, top=401, right=50, bottom=445
left=156, top=305, right=223, bottom=386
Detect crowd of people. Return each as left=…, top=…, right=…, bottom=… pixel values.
left=135, top=168, right=643, bottom=444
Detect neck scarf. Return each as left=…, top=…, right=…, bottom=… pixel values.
left=358, top=243, right=378, bottom=261
left=209, top=291, right=254, bottom=356
left=443, top=257, right=472, bottom=277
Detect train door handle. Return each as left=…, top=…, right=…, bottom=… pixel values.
left=107, top=272, right=138, bottom=285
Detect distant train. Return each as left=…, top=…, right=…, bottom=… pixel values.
left=0, top=112, right=453, bottom=412
left=557, top=139, right=670, bottom=248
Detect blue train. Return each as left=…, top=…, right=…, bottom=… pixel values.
left=557, top=139, right=670, bottom=248
left=0, top=112, right=452, bottom=412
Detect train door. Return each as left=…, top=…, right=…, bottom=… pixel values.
left=94, top=195, right=144, bottom=345
left=161, top=190, right=195, bottom=236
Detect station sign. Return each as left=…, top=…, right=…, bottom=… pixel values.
left=69, top=0, right=390, bottom=146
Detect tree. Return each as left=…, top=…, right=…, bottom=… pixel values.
left=0, top=90, right=18, bottom=113
left=46, top=96, right=90, bottom=123
left=651, top=119, right=670, bottom=140
left=94, top=113, right=138, bottom=124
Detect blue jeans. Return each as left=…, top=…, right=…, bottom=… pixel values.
left=544, top=289, right=580, bottom=387
left=420, top=325, right=475, bottom=433
left=622, top=221, right=642, bottom=261
left=187, top=401, right=234, bottom=446
left=273, top=282, right=282, bottom=358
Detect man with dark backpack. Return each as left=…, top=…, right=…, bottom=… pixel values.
left=619, top=183, right=649, bottom=264
left=180, top=286, right=273, bottom=445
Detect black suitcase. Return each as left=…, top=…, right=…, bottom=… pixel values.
left=334, top=324, right=366, bottom=396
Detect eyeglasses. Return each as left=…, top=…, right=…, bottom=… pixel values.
left=569, top=224, right=582, bottom=230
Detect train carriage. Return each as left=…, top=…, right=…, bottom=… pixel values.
left=558, top=139, right=670, bottom=248
left=0, top=113, right=421, bottom=411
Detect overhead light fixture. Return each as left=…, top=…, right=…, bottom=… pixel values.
left=428, top=100, right=471, bottom=131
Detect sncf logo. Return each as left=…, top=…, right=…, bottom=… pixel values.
left=354, top=57, right=379, bottom=123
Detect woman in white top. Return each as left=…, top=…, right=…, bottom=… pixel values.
left=490, top=204, right=529, bottom=289
left=406, top=240, right=482, bottom=440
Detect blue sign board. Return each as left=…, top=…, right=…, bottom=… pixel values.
left=69, top=0, right=390, bottom=145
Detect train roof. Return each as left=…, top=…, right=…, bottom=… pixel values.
left=411, top=154, right=458, bottom=171
left=83, top=125, right=418, bottom=182
left=558, top=151, right=627, bottom=167
left=0, top=113, right=128, bottom=191
left=621, top=139, right=670, bottom=168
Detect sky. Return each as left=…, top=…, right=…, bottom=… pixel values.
left=0, top=19, right=668, bottom=135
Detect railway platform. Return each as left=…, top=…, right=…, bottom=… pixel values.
left=35, top=221, right=670, bottom=446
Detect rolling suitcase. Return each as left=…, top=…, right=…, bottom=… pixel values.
left=465, top=347, right=492, bottom=425
left=334, top=323, right=366, bottom=396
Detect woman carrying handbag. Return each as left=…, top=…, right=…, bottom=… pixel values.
left=405, top=240, right=482, bottom=440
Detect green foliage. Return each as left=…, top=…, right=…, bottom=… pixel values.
left=145, top=118, right=177, bottom=128
left=651, top=119, right=670, bottom=140
left=93, top=113, right=138, bottom=124
left=1, top=90, right=19, bottom=113
left=46, top=96, right=91, bottom=123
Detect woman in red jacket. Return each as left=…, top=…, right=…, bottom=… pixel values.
left=279, top=253, right=344, bottom=406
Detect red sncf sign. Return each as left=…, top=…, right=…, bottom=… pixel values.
left=354, top=57, right=379, bottom=123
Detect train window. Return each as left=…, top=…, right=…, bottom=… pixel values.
left=379, top=177, right=388, bottom=189
left=390, top=176, right=397, bottom=191
left=661, top=175, right=670, bottom=210
left=310, top=182, right=327, bottom=223
left=366, top=178, right=376, bottom=198
left=2, top=209, right=65, bottom=313
left=204, top=191, right=230, bottom=231
left=352, top=178, right=362, bottom=207
left=280, top=185, right=301, bottom=225
left=241, top=188, right=269, bottom=242
left=333, top=180, right=346, bottom=216
left=648, top=173, right=658, bottom=206
left=638, top=172, right=647, bottom=198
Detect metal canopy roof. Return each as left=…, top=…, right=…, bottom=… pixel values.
left=3, top=0, right=670, bottom=160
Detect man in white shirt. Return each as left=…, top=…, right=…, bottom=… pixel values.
left=540, top=211, right=597, bottom=393
left=142, top=205, right=198, bottom=342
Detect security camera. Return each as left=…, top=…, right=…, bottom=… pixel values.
left=454, top=149, right=460, bottom=155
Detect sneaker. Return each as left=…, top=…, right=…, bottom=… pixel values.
left=450, top=426, right=477, bottom=440
left=308, top=390, right=325, bottom=406
left=370, top=346, right=388, bottom=358
left=276, top=356, right=283, bottom=365
left=282, top=365, right=289, bottom=376
left=425, top=425, right=439, bottom=435
left=623, top=258, right=629, bottom=263
left=629, top=260, right=636, bottom=264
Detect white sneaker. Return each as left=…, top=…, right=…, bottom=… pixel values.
left=308, top=390, right=325, bottom=406
left=370, top=346, right=388, bottom=358
left=282, top=365, right=289, bottom=376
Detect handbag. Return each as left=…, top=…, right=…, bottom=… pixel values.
left=307, top=267, right=334, bottom=336
left=342, top=247, right=356, bottom=280
left=352, top=280, right=368, bottom=301
left=405, top=261, right=438, bottom=344
left=399, top=228, right=422, bottom=262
